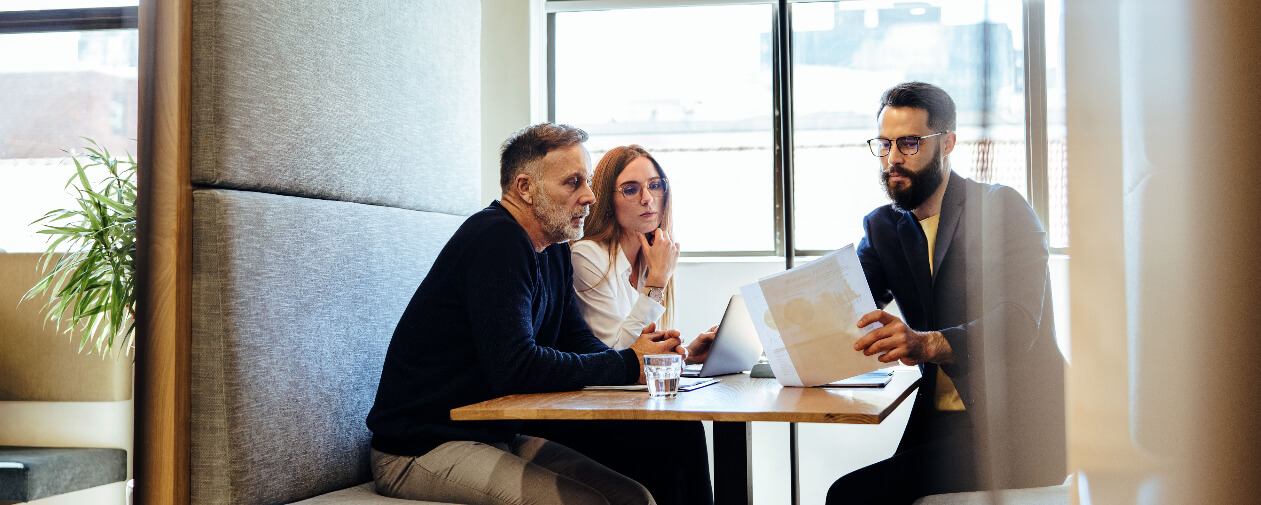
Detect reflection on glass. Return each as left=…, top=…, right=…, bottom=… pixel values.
left=0, top=29, right=138, bottom=252
left=791, top=1, right=1028, bottom=252
left=554, top=4, right=774, bottom=253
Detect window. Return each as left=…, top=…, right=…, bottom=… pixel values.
left=547, top=0, right=1064, bottom=256
left=792, top=1, right=1027, bottom=252
left=553, top=4, right=775, bottom=253
left=0, top=4, right=138, bottom=252
left=544, top=4, right=1069, bottom=503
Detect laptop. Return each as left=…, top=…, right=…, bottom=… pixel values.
left=681, top=294, right=764, bottom=378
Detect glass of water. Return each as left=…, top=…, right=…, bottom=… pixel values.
left=644, top=354, right=682, bottom=398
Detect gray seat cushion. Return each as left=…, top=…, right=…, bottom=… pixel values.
left=0, top=446, right=126, bottom=502
left=191, top=189, right=466, bottom=504
left=911, top=484, right=1069, bottom=505
left=289, top=482, right=459, bottom=505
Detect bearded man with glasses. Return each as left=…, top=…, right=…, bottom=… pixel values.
left=826, top=82, right=1066, bottom=504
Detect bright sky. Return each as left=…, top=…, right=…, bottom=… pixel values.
left=0, top=32, right=82, bottom=71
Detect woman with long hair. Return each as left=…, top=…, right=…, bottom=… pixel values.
left=522, top=145, right=716, bottom=505
left=571, top=144, right=714, bottom=359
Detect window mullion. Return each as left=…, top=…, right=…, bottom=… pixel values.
left=772, top=0, right=795, bottom=269
left=1023, top=0, right=1051, bottom=230
left=0, top=7, right=137, bottom=34
left=545, top=12, right=557, bottom=123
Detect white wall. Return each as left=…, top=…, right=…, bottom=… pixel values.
left=480, top=0, right=534, bottom=207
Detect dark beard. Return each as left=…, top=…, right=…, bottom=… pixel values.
left=880, top=147, right=945, bottom=212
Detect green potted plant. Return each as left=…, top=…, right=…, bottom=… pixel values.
left=22, top=139, right=137, bottom=359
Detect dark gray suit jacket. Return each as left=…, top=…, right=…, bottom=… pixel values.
left=856, top=170, right=1066, bottom=490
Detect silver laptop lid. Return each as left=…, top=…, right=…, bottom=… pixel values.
left=695, top=294, right=763, bottom=377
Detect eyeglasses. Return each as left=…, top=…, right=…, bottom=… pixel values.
left=618, top=177, right=668, bottom=201
left=866, top=132, right=947, bottom=157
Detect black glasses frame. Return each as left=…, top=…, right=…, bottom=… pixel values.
left=866, top=132, right=947, bottom=157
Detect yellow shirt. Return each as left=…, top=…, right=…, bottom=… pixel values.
left=920, top=214, right=965, bottom=412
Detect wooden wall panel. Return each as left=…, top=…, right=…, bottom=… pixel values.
left=135, top=0, right=192, bottom=503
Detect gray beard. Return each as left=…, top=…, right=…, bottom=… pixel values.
left=533, top=189, right=585, bottom=244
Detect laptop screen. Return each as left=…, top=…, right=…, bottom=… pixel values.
left=686, top=295, right=763, bottom=377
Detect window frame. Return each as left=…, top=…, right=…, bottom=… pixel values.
left=543, top=0, right=1061, bottom=258
left=0, top=6, right=137, bottom=34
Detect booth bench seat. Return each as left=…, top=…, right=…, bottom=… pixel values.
left=0, top=447, right=126, bottom=504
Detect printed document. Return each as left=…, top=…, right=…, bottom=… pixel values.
left=739, top=244, right=886, bottom=387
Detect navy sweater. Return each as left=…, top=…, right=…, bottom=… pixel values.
left=367, top=201, right=640, bottom=456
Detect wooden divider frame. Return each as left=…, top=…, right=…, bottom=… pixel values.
left=135, top=0, right=192, bottom=503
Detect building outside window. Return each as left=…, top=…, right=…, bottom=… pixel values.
left=0, top=3, right=138, bottom=253
left=554, top=4, right=776, bottom=253
left=549, top=0, right=1067, bottom=256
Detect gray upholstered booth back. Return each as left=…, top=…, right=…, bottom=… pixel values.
left=189, top=1, right=480, bottom=504
left=191, top=0, right=480, bottom=215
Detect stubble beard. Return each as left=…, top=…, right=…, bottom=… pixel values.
left=881, top=145, right=946, bottom=212
left=533, top=187, right=587, bottom=244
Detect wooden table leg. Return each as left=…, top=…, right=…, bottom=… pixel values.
left=713, top=421, right=752, bottom=505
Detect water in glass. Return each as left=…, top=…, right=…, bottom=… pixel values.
left=644, top=354, right=681, bottom=398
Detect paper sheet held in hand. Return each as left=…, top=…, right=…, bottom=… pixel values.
left=739, top=244, right=887, bottom=387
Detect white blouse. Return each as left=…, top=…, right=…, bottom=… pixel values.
left=570, top=240, right=665, bottom=350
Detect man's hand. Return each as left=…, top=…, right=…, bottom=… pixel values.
left=852, top=310, right=953, bottom=366
left=629, top=322, right=683, bottom=383
left=684, top=325, right=718, bottom=365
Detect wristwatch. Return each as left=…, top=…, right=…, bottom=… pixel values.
left=643, top=285, right=665, bottom=304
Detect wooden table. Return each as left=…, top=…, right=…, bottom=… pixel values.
left=452, top=370, right=921, bottom=505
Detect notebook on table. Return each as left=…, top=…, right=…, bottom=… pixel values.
left=815, top=369, right=895, bottom=388
left=582, top=377, right=721, bottom=392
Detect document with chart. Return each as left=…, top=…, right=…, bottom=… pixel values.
left=739, top=244, right=887, bottom=387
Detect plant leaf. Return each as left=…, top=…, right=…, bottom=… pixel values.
left=29, top=138, right=137, bottom=360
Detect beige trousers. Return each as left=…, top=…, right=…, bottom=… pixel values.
left=370, top=435, right=655, bottom=505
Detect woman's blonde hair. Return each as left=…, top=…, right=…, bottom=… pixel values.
left=577, top=145, right=674, bottom=328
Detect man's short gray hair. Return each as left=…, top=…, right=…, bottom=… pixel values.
left=499, top=123, right=589, bottom=190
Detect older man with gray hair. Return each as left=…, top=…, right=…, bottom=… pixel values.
left=367, top=123, right=683, bottom=505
